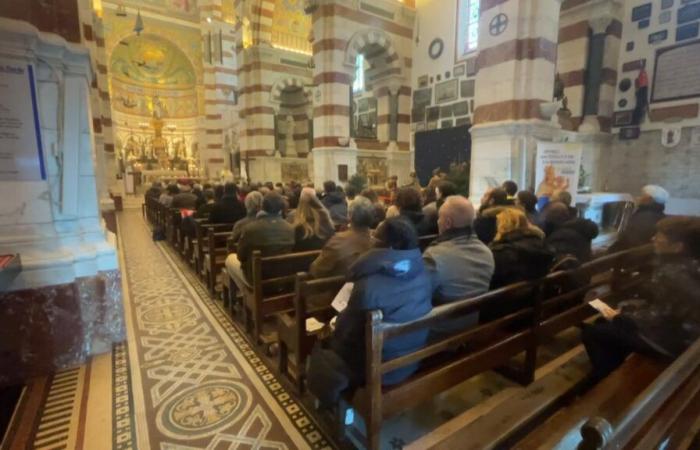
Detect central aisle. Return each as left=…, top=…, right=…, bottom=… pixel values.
left=117, top=209, right=333, bottom=449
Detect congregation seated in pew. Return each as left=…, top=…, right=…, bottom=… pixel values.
left=210, top=182, right=246, bottom=224
left=230, top=190, right=263, bottom=245
left=292, top=188, right=335, bottom=252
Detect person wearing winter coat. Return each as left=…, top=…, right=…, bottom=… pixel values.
left=307, top=217, right=433, bottom=406
left=209, top=182, right=246, bottom=224
left=543, top=202, right=600, bottom=263
left=609, top=185, right=668, bottom=253
left=389, top=187, right=436, bottom=236
left=582, top=216, right=700, bottom=379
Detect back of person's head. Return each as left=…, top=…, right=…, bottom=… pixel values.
left=375, top=216, right=419, bottom=250
left=294, top=190, right=332, bottom=238
left=152, top=181, right=162, bottom=189
left=502, top=180, right=518, bottom=197
left=244, top=191, right=263, bottom=215
left=323, top=180, right=336, bottom=193
left=262, top=192, right=285, bottom=215
left=345, top=185, right=358, bottom=199
left=265, top=181, right=274, bottom=190
left=395, top=187, right=423, bottom=212
left=655, top=216, right=700, bottom=258
left=299, top=186, right=317, bottom=200
left=202, top=183, right=212, bottom=190
left=436, top=180, right=458, bottom=200
left=224, top=182, right=238, bottom=197
left=490, top=188, right=509, bottom=207
left=439, top=196, right=475, bottom=233
left=641, top=185, right=669, bottom=206
left=543, top=202, right=572, bottom=228
left=552, top=190, right=573, bottom=207
left=360, top=188, right=378, bottom=203
left=495, top=208, right=530, bottom=241
left=203, top=189, right=215, bottom=202
left=349, top=196, right=374, bottom=229
left=516, top=190, right=538, bottom=213
left=214, top=184, right=224, bottom=201
left=167, top=184, right=179, bottom=195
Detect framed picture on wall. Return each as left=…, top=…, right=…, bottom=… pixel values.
left=413, top=88, right=432, bottom=108
left=435, top=79, right=459, bottom=104
left=441, top=119, right=454, bottom=128
left=455, top=0, right=480, bottom=62
left=412, top=107, right=426, bottom=123
left=453, top=64, right=466, bottom=77
left=426, top=106, right=441, bottom=121
left=418, top=75, right=429, bottom=88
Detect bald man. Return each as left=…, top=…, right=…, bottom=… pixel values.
left=423, top=196, right=495, bottom=337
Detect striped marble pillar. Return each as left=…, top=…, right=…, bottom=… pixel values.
left=199, top=0, right=238, bottom=178
left=469, top=0, right=563, bottom=202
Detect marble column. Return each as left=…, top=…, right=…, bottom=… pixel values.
left=470, top=0, right=562, bottom=203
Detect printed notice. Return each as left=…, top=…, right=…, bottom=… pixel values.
left=0, top=58, right=45, bottom=181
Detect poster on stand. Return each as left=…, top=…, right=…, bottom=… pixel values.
left=0, top=58, right=45, bottom=181
left=535, top=142, right=582, bottom=199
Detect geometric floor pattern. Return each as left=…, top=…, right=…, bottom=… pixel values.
left=117, top=209, right=335, bottom=450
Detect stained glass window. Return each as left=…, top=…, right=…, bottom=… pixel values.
left=456, top=0, right=480, bottom=61
left=353, top=54, right=365, bottom=93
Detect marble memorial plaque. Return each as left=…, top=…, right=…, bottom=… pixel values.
left=652, top=40, right=700, bottom=101
left=461, top=79, right=475, bottom=98
left=632, top=3, right=652, bottom=21
left=649, top=30, right=668, bottom=44
left=662, top=0, right=674, bottom=8
left=659, top=10, right=672, bottom=23
left=440, top=119, right=453, bottom=128
left=639, top=19, right=651, bottom=29
left=413, top=88, right=432, bottom=108
left=678, top=3, right=700, bottom=23
left=440, top=105, right=454, bottom=118
left=676, top=22, right=700, bottom=40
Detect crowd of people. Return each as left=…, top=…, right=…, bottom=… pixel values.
left=145, top=175, right=700, bottom=406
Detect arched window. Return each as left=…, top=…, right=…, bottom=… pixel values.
left=456, top=0, right=480, bottom=60
left=352, top=54, right=365, bottom=93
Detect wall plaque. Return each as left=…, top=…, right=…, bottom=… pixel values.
left=632, top=3, right=653, bottom=21
left=0, top=59, right=45, bottom=181
left=662, top=0, right=674, bottom=8
left=649, top=30, right=668, bottom=44
left=659, top=10, right=672, bottom=23
left=676, top=22, right=700, bottom=40
left=622, top=59, right=646, bottom=72
left=652, top=40, right=700, bottom=102
left=678, top=3, right=700, bottom=23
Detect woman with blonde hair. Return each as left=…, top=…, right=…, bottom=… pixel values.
left=489, top=208, right=553, bottom=289
left=292, top=190, right=335, bottom=251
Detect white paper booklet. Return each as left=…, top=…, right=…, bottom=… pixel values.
left=331, top=282, right=354, bottom=313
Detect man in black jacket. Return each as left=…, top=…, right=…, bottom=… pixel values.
left=609, top=184, right=668, bottom=253
left=209, top=182, right=246, bottom=224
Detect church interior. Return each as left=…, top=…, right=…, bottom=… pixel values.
left=2, top=0, right=700, bottom=448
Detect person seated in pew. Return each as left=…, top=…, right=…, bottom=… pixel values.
left=194, top=189, right=216, bottom=218
left=292, top=189, right=335, bottom=252
left=145, top=181, right=162, bottom=200
left=474, top=187, right=515, bottom=244
left=423, top=180, right=458, bottom=230
left=309, top=196, right=374, bottom=278
left=308, top=217, right=432, bottom=406
left=230, top=191, right=263, bottom=245
left=321, top=181, right=349, bottom=227
left=543, top=202, right=599, bottom=263
left=209, top=182, right=246, bottom=224
left=502, top=180, right=518, bottom=204
left=423, top=196, right=494, bottom=337
left=171, top=183, right=198, bottom=210
left=224, top=192, right=295, bottom=290
left=608, top=184, right=669, bottom=254
left=384, top=187, right=435, bottom=236
left=582, top=216, right=700, bottom=380
left=516, top=190, right=540, bottom=227
left=360, top=189, right=386, bottom=229
left=159, top=184, right=178, bottom=207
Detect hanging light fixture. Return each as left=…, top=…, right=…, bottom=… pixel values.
left=133, top=9, right=144, bottom=36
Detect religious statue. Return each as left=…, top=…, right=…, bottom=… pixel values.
left=152, top=95, right=166, bottom=119
left=284, top=115, right=298, bottom=157
left=151, top=115, right=170, bottom=170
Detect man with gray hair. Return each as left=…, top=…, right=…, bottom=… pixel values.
left=609, top=184, right=668, bottom=253
left=230, top=191, right=264, bottom=244
left=309, top=196, right=374, bottom=278
left=423, top=195, right=495, bottom=337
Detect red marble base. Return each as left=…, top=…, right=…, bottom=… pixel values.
left=0, top=270, right=124, bottom=387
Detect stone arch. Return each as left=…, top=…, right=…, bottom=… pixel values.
left=269, top=77, right=312, bottom=105
left=344, top=28, right=402, bottom=73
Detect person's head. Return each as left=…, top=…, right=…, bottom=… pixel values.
left=294, top=190, right=333, bottom=238
left=516, top=190, right=538, bottom=213
left=495, top=208, right=530, bottom=241
left=262, top=192, right=285, bottom=216
left=639, top=185, right=669, bottom=208
left=438, top=196, right=475, bottom=235
left=265, top=181, right=274, bottom=191
left=299, top=186, right=317, bottom=201
left=482, top=188, right=508, bottom=210
left=152, top=181, right=162, bottom=189
left=374, top=216, right=419, bottom=250
left=653, top=216, right=700, bottom=258
left=244, top=191, right=263, bottom=216
left=166, top=184, right=179, bottom=195
left=203, top=189, right=215, bottom=203
left=349, top=196, right=375, bottom=230
left=360, top=188, right=378, bottom=203
left=435, top=180, right=458, bottom=201
left=323, top=180, right=336, bottom=194
left=395, top=187, right=423, bottom=213
left=223, top=182, right=238, bottom=197
left=502, top=180, right=518, bottom=197
left=552, top=190, right=573, bottom=207
left=345, top=185, right=358, bottom=200
left=543, top=202, right=572, bottom=230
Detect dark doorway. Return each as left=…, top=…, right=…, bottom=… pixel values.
left=414, top=125, right=471, bottom=187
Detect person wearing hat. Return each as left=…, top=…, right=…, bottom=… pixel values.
left=609, top=184, right=669, bottom=253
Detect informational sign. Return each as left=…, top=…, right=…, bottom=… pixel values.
left=535, top=142, right=583, bottom=199
left=651, top=40, right=700, bottom=102
left=0, top=58, right=45, bottom=181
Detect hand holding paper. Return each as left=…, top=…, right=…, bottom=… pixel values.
left=589, top=298, right=620, bottom=320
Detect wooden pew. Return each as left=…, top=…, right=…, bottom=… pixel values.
left=193, top=221, right=232, bottom=277
left=344, top=245, right=653, bottom=450
left=277, top=273, right=346, bottom=393
left=204, top=228, right=232, bottom=294
left=232, top=250, right=321, bottom=346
